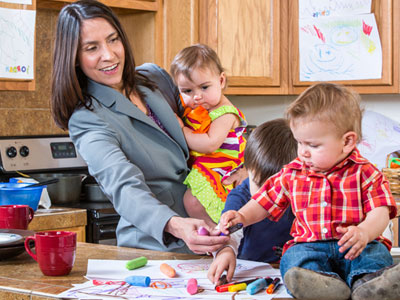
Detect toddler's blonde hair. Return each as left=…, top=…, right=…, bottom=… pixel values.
left=286, top=83, right=363, bottom=143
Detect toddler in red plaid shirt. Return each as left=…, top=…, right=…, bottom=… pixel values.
left=220, top=83, right=399, bottom=300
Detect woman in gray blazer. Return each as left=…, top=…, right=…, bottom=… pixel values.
left=50, top=0, right=232, bottom=254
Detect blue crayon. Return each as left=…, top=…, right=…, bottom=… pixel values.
left=246, top=278, right=267, bottom=295
left=125, top=275, right=151, bottom=287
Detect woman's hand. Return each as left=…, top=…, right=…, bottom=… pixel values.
left=164, top=216, right=229, bottom=254
left=207, top=247, right=236, bottom=284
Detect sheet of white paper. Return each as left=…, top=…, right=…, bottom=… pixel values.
left=86, top=258, right=280, bottom=281
left=299, top=0, right=371, bottom=19
left=299, top=14, right=381, bottom=82
left=391, top=247, right=400, bottom=256
left=59, top=279, right=291, bottom=299
left=358, top=110, right=400, bottom=170
left=58, top=274, right=291, bottom=299
left=0, top=7, right=35, bottom=79
left=63, top=258, right=290, bottom=299
left=0, top=0, right=32, bottom=4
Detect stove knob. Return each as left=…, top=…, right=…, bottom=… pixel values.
left=6, top=146, right=17, bottom=158
left=20, top=146, right=30, bottom=157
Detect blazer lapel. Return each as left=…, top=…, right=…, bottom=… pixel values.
left=86, top=79, right=159, bottom=130
left=139, top=86, right=188, bottom=153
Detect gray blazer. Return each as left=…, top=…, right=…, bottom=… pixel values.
left=69, top=63, right=192, bottom=253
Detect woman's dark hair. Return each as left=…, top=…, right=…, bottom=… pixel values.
left=51, top=0, right=154, bottom=129
left=244, top=118, right=298, bottom=187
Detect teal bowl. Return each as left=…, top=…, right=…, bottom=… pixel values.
left=0, top=183, right=45, bottom=211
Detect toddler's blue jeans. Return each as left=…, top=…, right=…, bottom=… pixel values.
left=280, top=240, right=393, bottom=288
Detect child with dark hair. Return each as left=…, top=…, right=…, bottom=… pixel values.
left=208, top=118, right=297, bottom=282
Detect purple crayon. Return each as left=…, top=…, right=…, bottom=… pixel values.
left=220, top=223, right=243, bottom=236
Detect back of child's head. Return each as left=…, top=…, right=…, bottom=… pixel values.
left=170, top=44, right=224, bottom=82
left=244, top=119, right=297, bottom=187
left=286, top=83, right=363, bottom=143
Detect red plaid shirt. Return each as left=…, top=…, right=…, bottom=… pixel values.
left=253, top=148, right=397, bottom=252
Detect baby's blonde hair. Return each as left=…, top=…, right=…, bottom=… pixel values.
left=170, top=44, right=225, bottom=84
left=286, top=83, right=363, bottom=143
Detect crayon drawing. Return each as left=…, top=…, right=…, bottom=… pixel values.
left=0, top=0, right=32, bottom=4
left=299, top=14, right=382, bottom=82
left=69, top=259, right=286, bottom=299
left=358, top=111, right=400, bottom=170
left=0, top=7, right=35, bottom=79
left=58, top=277, right=291, bottom=299
left=299, top=0, right=371, bottom=18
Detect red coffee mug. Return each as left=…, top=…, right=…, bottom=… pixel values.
left=24, top=231, right=77, bottom=276
left=0, top=205, right=34, bottom=229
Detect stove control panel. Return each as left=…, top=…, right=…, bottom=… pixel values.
left=0, top=136, right=87, bottom=172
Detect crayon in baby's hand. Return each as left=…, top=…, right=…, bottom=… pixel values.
left=160, top=263, right=176, bottom=278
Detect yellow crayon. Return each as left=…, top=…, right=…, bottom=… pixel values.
left=228, top=283, right=247, bottom=292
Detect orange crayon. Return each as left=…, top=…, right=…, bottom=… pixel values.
left=160, top=263, right=176, bottom=278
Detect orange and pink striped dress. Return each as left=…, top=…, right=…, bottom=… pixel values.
left=183, top=105, right=247, bottom=223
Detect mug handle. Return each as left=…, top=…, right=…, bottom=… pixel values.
left=24, top=236, right=37, bottom=261
left=28, top=207, right=34, bottom=223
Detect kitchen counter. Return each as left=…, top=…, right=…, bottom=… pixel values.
left=0, top=243, right=290, bottom=300
left=0, top=243, right=196, bottom=299
left=28, top=207, right=87, bottom=242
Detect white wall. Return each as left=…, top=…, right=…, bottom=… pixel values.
left=229, top=94, right=400, bottom=126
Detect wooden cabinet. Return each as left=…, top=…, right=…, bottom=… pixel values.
left=194, top=0, right=399, bottom=95
left=28, top=208, right=87, bottom=242
left=289, top=0, right=399, bottom=95
left=161, top=0, right=199, bottom=72
left=198, top=0, right=288, bottom=95
left=3, top=0, right=398, bottom=95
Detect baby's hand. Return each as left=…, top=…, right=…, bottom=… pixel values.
left=219, top=210, right=244, bottom=235
left=337, top=225, right=369, bottom=260
left=207, top=247, right=236, bottom=284
left=174, top=113, right=184, bottom=129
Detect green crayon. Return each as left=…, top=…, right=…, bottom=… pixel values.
left=126, top=256, right=148, bottom=270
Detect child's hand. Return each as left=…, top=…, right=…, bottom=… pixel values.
left=174, top=113, right=184, bottom=129
left=221, top=167, right=248, bottom=187
left=219, top=210, right=244, bottom=235
left=207, top=247, right=236, bottom=284
left=337, top=225, right=369, bottom=260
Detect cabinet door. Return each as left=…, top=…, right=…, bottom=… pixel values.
left=199, top=0, right=288, bottom=95
left=289, top=0, right=399, bottom=94
left=161, top=0, right=199, bottom=72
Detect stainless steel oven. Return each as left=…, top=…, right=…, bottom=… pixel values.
left=0, top=135, right=119, bottom=245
